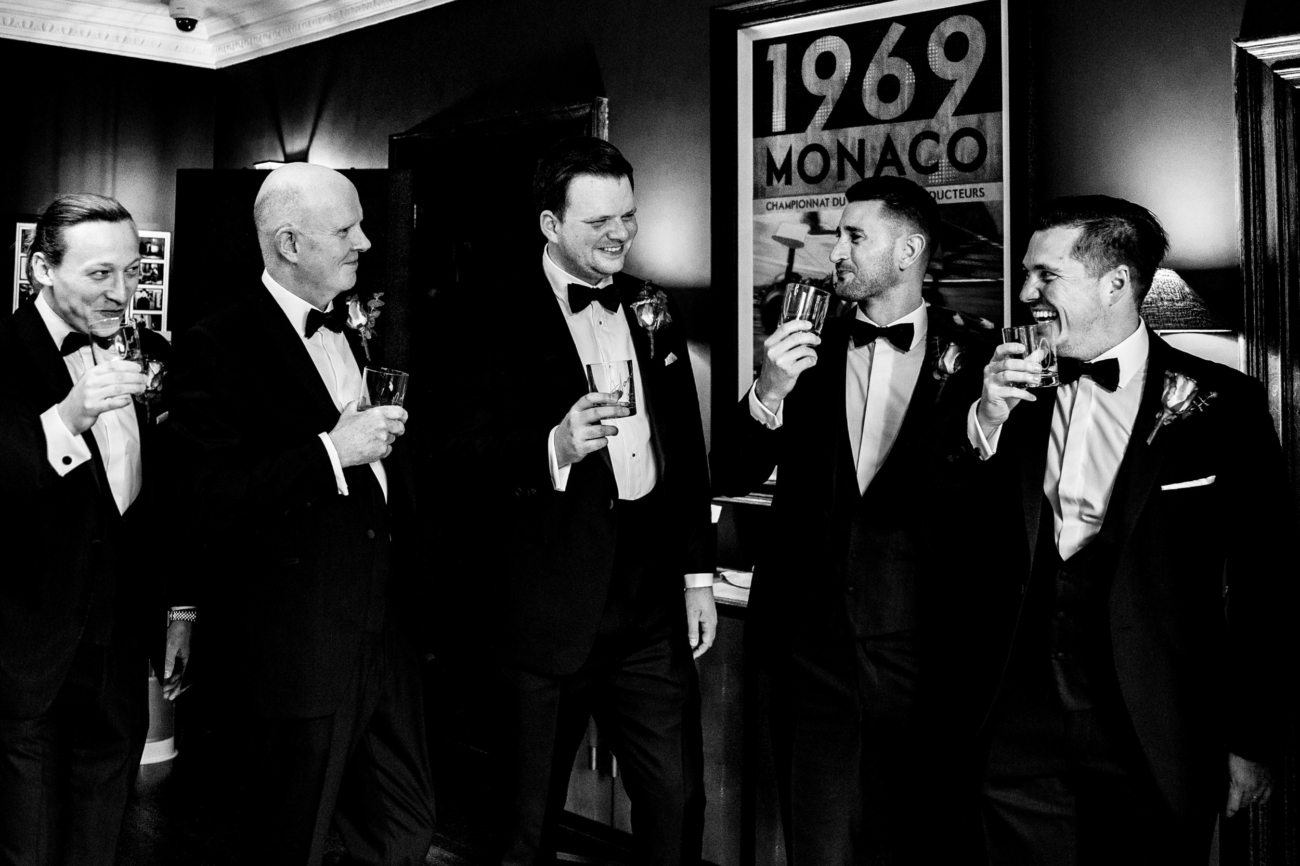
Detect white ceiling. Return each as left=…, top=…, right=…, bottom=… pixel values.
left=0, top=0, right=457, bottom=68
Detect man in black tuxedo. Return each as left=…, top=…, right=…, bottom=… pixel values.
left=438, top=137, right=714, bottom=866
left=0, top=194, right=192, bottom=866
left=711, top=176, right=990, bottom=865
left=169, top=164, right=434, bottom=866
left=951, top=195, right=1290, bottom=863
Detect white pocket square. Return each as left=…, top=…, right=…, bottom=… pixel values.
left=154, top=411, right=169, bottom=425
left=1161, top=475, right=1215, bottom=491
left=664, top=352, right=678, bottom=366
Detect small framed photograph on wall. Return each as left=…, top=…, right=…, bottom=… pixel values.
left=132, top=230, right=172, bottom=334
left=12, top=222, right=37, bottom=312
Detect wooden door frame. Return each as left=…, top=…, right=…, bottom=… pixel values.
left=1232, top=29, right=1300, bottom=866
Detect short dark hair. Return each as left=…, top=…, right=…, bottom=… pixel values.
left=1033, top=195, right=1169, bottom=306
left=27, top=193, right=135, bottom=284
left=533, top=137, right=634, bottom=220
left=843, top=176, right=941, bottom=264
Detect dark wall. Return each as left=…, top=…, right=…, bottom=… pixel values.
left=1029, top=0, right=1248, bottom=325
left=0, top=40, right=215, bottom=231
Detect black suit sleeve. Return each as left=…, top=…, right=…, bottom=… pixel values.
left=1218, top=377, right=1295, bottom=762
left=709, top=389, right=780, bottom=498
left=167, top=322, right=339, bottom=534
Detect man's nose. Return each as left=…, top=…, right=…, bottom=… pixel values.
left=352, top=227, right=372, bottom=252
left=829, top=239, right=847, bottom=264
left=1019, top=279, right=1039, bottom=303
left=607, top=220, right=630, bottom=242
left=105, top=272, right=130, bottom=303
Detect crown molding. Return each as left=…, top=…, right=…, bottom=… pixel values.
left=0, top=0, right=457, bottom=69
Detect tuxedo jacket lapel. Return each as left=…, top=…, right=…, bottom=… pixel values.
left=819, top=315, right=852, bottom=505
left=1097, top=330, right=1170, bottom=554
left=620, top=284, right=667, bottom=473
left=252, top=288, right=344, bottom=429
left=1014, top=390, right=1056, bottom=573
left=530, top=274, right=615, bottom=481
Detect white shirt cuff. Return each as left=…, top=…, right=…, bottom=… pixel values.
left=966, top=401, right=1001, bottom=460
left=548, top=426, right=571, bottom=492
left=684, top=573, right=714, bottom=590
left=318, top=432, right=349, bottom=495
left=747, top=383, right=783, bottom=429
left=40, top=405, right=92, bottom=476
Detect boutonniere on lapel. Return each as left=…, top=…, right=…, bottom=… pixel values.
left=927, top=335, right=965, bottom=402
left=344, top=291, right=384, bottom=362
left=630, top=281, right=672, bottom=360
left=1146, top=370, right=1216, bottom=445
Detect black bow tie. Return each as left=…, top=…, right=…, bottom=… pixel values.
left=60, top=332, right=112, bottom=356
left=851, top=320, right=914, bottom=353
left=1059, top=357, right=1121, bottom=391
left=568, top=283, right=622, bottom=314
left=304, top=305, right=347, bottom=339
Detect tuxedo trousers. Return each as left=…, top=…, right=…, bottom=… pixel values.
left=981, top=682, right=1214, bottom=865
left=240, top=623, right=434, bottom=866
left=767, top=631, right=926, bottom=866
left=0, top=638, right=148, bottom=866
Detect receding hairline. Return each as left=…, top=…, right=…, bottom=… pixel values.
left=253, top=164, right=356, bottom=237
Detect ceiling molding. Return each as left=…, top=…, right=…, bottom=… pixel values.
left=0, top=0, right=457, bottom=70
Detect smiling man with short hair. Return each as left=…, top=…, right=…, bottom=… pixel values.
left=953, top=195, right=1292, bottom=864
left=0, top=193, right=185, bottom=866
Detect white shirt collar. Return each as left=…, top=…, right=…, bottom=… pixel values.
left=34, top=290, right=75, bottom=350
left=1090, top=320, right=1149, bottom=390
left=542, top=246, right=614, bottom=314
left=262, top=269, right=334, bottom=338
left=853, top=300, right=929, bottom=352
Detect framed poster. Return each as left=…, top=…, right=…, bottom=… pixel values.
left=131, top=230, right=172, bottom=335
left=711, top=0, right=1028, bottom=419
left=11, top=222, right=37, bottom=311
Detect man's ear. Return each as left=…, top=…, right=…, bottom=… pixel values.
left=1106, top=264, right=1132, bottom=306
left=539, top=210, right=561, bottom=244
left=30, top=252, right=54, bottom=288
left=896, top=232, right=927, bottom=271
left=275, top=228, right=300, bottom=263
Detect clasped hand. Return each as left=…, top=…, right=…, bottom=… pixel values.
left=555, top=393, right=630, bottom=468
left=329, top=402, right=407, bottom=466
left=754, top=319, right=820, bottom=412
left=975, top=341, right=1045, bottom=437
left=59, top=359, right=147, bottom=435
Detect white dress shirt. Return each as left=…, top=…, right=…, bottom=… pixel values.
left=541, top=248, right=710, bottom=590
left=37, top=292, right=142, bottom=516
left=262, top=271, right=388, bottom=502
left=751, top=302, right=929, bottom=494
left=968, top=323, right=1149, bottom=559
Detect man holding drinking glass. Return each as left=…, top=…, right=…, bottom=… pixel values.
left=169, top=163, right=433, bottom=865
left=437, top=137, right=714, bottom=866
left=711, top=176, right=992, bottom=864
left=0, top=193, right=189, bottom=866
left=946, top=195, right=1291, bottom=863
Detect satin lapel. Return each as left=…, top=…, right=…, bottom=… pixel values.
left=821, top=315, right=852, bottom=506
left=252, top=288, right=342, bottom=427
left=1015, top=390, right=1057, bottom=574
left=621, top=289, right=665, bottom=472
left=531, top=274, right=615, bottom=481
left=344, top=325, right=371, bottom=373
left=12, top=303, right=114, bottom=504
left=875, top=329, right=938, bottom=474
left=1097, top=329, right=1170, bottom=553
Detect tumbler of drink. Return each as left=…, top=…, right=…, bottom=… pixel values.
left=1001, top=324, right=1060, bottom=387
left=779, top=282, right=831, bottom=335
left=359, top=366, right=409, bottom=409
left=585, top=360, right=637, bottom=417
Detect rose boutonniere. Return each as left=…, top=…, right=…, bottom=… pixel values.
left=1146, top=370, right=1216, bottom=445
left=631, top=281, right=672, bottom=359
left=932, top=339, right=963, bottom=380
left=345, top=291, right=384, bottom=361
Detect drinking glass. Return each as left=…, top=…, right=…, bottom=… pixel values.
left=360, top=366, right=409, bottom=409
left=1001, top=324, right=1060, bottom=387
left=84, top=313, right=124, bottom=364
left=586, top=360, right=637, bottom=416
left=779, top=282, right=831, bottom=335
